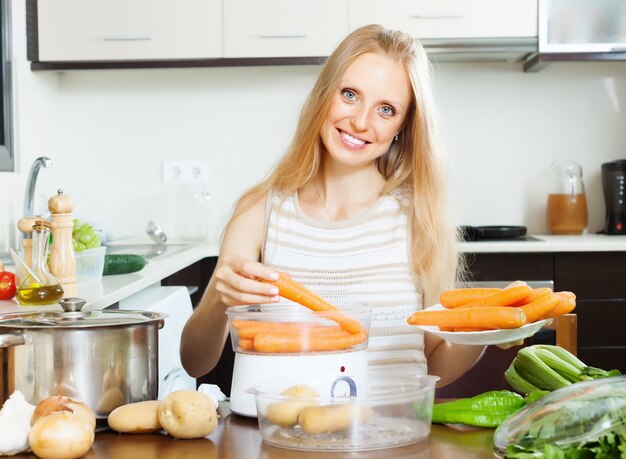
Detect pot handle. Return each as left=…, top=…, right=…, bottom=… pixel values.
left=0, top=333, right=30, bottom=348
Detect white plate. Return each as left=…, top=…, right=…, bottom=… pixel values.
left=414, top=305, right=551, bottom=345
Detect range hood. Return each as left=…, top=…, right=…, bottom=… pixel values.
left=524, top=0, right=626, bottom=71
left=422, top=37, right=538, bottom=63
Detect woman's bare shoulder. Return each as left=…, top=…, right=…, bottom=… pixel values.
left=221, top=191, right=270, bottom=255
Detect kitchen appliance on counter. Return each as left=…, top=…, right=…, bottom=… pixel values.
left=547, top=159, right=588, bottom=235
left=601, top=160, right=626, bottom=235
left=226, top=304, right=371, bottom=417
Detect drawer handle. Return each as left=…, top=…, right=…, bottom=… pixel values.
left=258, top=33, right=308, bottom=39
left=410, top=13, right=465, bottom=19
left=103, top=36, right=152, bottom=42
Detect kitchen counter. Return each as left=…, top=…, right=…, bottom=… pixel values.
left=11, top=405, right=500, bottom=459
left=2, top=233, right=625, bottom=314
left=0, top=240, right=220, bottom=314
left=460, top=233, right=626, bottom=253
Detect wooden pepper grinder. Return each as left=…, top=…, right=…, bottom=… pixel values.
left=17, top=216, right=40, bottom=268
left=48, top=189, right=76, bottom=298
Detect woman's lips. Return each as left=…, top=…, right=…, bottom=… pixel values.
left=338, top=129, right=369, bottom=149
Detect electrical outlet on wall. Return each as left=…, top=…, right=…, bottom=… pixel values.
left=162, top=160, right=209, bottom=185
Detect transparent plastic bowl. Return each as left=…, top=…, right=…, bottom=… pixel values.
left=253, top=374, right=439, bottom=451
left=226, top=303, right=371, bottom=355
left=75, top=246, right=106, bottom=282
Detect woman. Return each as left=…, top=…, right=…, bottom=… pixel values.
left=181, top=24, right=484, bottom=386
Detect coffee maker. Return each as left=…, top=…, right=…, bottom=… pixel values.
left=602, top=160, right=626, bottom=234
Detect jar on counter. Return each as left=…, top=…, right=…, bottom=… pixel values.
left=15, top=220, right=64, bottom=305
left=546, top=159, right=588, bottom=235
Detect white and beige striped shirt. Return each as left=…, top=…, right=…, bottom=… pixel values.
left=262, top=189, right=427, bottom=376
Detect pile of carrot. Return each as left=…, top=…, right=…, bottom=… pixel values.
left=407, top=284, right=576, bottom=332
left=232, top=320, right=368, bottom=353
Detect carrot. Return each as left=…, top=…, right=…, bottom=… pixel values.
left=449, top=285, right=533, bottom=309
left=263, top=271, right=363, bottom=334
left=407, top=307, right=526, bottom=329
left=233, top=321, right=321, bottom=339
left=439, top=288, right=502, bottom=308
left=543, top=291, right=576, bottom=319
left=238, top=338, right=254, bottom=351
left=453, top=327, right=492, bottom=332
left=511, top=287, right=553, bottom=306
left=252, top=329, right=368, bottom=353
left=237, top=323, right=347, bottom=340
left=518, top=294, right=560, bottom=323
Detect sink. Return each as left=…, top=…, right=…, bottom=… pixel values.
left=103, top=243, right=193, bottom=261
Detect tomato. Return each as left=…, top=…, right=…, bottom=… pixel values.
left=0, top=271, right=16, bottom=300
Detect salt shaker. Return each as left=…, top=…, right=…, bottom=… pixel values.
left=48, top=189, right=76, bottom=297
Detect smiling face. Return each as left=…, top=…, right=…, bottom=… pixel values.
left=320, top=52, right=412, bottom=170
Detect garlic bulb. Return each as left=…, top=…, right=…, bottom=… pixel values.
left=0, top=391, right=35, bottom=456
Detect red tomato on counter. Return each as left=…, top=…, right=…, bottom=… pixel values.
left=0, top=271, right=16, bottom=300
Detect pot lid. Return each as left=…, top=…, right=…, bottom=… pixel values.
left=0, top=297, right=166, bottom=329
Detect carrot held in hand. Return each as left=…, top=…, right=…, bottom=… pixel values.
left=407, top=307, right=526, bottom=329
left=439, top=288, right=501, bottom=308
left=262, top=271, right=363, bottom=334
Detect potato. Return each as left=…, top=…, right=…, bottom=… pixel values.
left=266, top=384, right=319, bottom=427
left=298, top=403, right=373, bottom=434
left=158, top=390, right=217, bottom=439
left=108, top=400, right=161, bottom=433
left=29, top=411, right=95, bottom=459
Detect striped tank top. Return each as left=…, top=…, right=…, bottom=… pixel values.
left=262, top=189, right=427, bottom=376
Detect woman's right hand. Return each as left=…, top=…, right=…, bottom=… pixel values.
left=212, top=253, right=280, bottom=307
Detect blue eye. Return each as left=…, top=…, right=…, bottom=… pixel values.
left=380, top=105, right=396, bottom=116
left=341, top=89, right=357, bottom=100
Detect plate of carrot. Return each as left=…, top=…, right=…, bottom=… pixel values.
left=406, top=284, right=576, bottom=345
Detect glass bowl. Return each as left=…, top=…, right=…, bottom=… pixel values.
left=226, top=303, right=371, bottom=355
left=253, top=374, right=439, bottom=452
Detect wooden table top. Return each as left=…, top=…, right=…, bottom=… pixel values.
left=14, top=406, right=503, bottom=459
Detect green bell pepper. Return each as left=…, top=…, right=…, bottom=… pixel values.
left=432, top=390, right=525, bottom=428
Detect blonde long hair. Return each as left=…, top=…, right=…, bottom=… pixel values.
left=230, top=24, right=460, bottom=306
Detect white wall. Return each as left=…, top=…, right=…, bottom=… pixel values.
left=2, top=1, right=626, bottom=252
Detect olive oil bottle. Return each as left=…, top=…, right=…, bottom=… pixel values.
left=16, top=220, right=64, bottom=305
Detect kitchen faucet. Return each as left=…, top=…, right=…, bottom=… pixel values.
left=23, top=156, right=52, bottom=223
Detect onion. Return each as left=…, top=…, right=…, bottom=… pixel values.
left=32, top=396, right=96, bottom=430
left=29, top=412, right=94, bottom=459
left=32, top=396, right=71, bottom=424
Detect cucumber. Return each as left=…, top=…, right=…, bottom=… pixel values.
left=103, top=254, right=146, bottom=276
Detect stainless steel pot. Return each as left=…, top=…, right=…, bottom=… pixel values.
left=0, top=298, right=166, bottom=420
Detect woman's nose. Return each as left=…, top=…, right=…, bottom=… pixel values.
left=350, top=105, right=370, bottom=131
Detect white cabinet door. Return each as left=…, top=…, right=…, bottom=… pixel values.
left=37, top=0, right=222, bottom=61
left=224, top=0, right=349, bottom=58
left=349, top=0, right=537, bottom=39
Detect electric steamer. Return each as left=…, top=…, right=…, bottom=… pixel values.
left=227, top=304, right=371, bottom=417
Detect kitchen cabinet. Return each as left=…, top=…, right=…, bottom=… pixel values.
left=349, top=0, right=538, bottom=39
left=27, top=0, right=539, bottom=70
left=554, top=252, right=626, bottom=373
left=27, top=0, right=222, bottom=62
left=223, top=0, right=349, bottom=58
